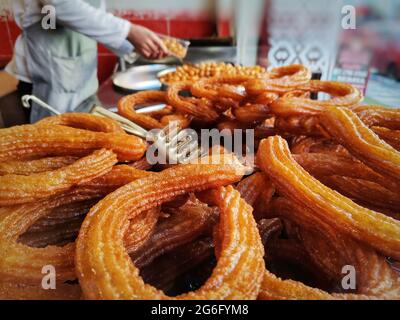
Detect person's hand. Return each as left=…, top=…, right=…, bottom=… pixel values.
left=127, top=24, right=169, bottom=60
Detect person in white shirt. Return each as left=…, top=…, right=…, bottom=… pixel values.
left=5, top=0, right=168, bottom=122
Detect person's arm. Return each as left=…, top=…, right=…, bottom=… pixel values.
left=40, top=0, right=168, bottom=59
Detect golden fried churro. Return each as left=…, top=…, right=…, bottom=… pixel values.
left=261, top=198, right=400, bottom=300
left=293, top=152, right=399, bottom=192
left=0, top=149, right=117, bottom=206
left=320, top=106, right=400, bottom=182
left=371, top=126, right=400, bottom=151
left=290, top=136, right=350, bottom=157
left=232, top=103, right=271, bottom=124
left=0, top=166, right=151, bottom=283
left=191, top=76, right=251, bottom=101
left=352, top=105, right=400, bottom=130
left=0, top=124, right=146, bottom=162
left=118, top=91, right=190, bottom=130
left=269, top=81, right=362, bottom=117
left=166, top=82, right=218, bottom=122
left=245, top=64, right=312, bottom=95
left=257, top=136, right=400, bottom=260
left=319, top=176, right=400, bottom=213
left=274, top=116, right=321, bottom=136
left=76, top=156, right=265, bottom=299
left=118, top=91, right=167, bottom=129
left=37, top=113, right=124, bottom=133
left=2, top=63, right=400, bottom=301
left=0, top=156, right=78, bottom=176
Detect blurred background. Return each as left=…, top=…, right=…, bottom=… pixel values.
left=0, top=0, right=399, bottom=111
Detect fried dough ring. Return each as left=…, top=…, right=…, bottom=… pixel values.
left=37, top=113, right=124, bottom=133
left=0, top=124, right=146, bottom=162
left=0, top=149, right=117, bottom=206
left=0, top=195, right=91, bottom=283
left=269, top=80, right=362, bottom=117
left=234, top=92, right=280, bottom=124
left=281, top=90, right=311, bottom=99
left=191, top=76, right=251, bottom=101
left=118, top=91, right=190, bottom=130
left=159, top=114, right=191, bottom=129
left=245, top=64, right=312, bottom=95
left=260, top=198, right=400, bottom=300
left=118, top=90, right=165, bottom=130
left=166, top=82, right=218, bottom=122
left=257, top=136, right=400, bottom=260
left=76, top=157, right=265, bottom=300
left=320, top=107, right=400, bottom=183
left=0, top=166, right=151, bottom=283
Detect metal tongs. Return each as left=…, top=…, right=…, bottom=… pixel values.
left=22, top=95, right=61, bottom=116
left=90, top=105, right=148, bottom=139
left=22, top=94, right=148, bottom=138
left=91, top=105, right=200, bottom=163
left=21, top=95, right=200, bottom=164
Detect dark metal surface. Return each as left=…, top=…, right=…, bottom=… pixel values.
left=184, top=46, right=237, bottom=64
left=112, top=64, right=170, bottom=92
left=130, top=46, right=237, bottom=66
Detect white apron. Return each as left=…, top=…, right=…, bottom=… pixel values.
left=23, top=0, right=101, bottom=122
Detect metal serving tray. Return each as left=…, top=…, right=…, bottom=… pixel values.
left=112, top=64, right=171, bottom=92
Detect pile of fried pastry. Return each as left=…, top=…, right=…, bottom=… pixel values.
left=162, top=37, right=188, bottom=59
left=159, top=61, right=266, bottom=84
left=0, top=64, right=399, bottom=300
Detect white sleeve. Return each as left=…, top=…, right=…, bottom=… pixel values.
left=40, top=0, right=133, bottom=56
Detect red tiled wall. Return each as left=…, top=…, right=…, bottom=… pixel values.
left=1, top=6, right=216, bottom=84
left=168, top=12, right=215, bottom=38
left=217, top=19, right=231, bottom=37
left=97, top=45, right=118, bottom=84
left=0, top=11, right=13, bottom=69
left=115, top=11, right=169, bottom=34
